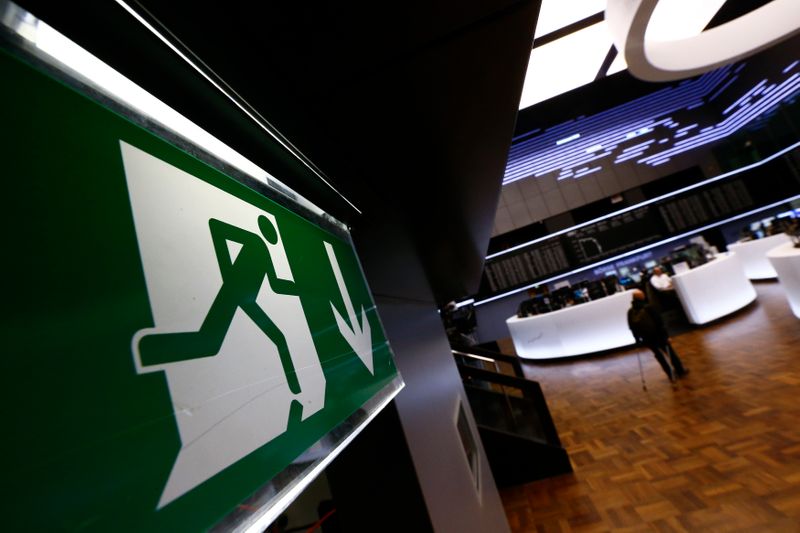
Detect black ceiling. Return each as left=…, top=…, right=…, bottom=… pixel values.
left=17, top=0, right=541, bottom=303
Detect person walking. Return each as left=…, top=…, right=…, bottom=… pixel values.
left=627, top=289, right=689, bottom=382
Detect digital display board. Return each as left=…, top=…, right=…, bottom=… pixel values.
left=659, top=180, right=753, bottom=232
left=479, top=156, right=800, bottom=298
left=565, top=207, right=660, bottom=264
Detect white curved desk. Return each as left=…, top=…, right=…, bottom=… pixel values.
left=727, top=233, right=791, bottom=280
left=506, top=290, right=635, bottom=360
left=672, top=253, right=756, bottom=325
left=767, top=242, right=800, bottom=319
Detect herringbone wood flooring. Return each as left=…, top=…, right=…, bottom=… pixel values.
left=500, top=282, right=800, bottom=532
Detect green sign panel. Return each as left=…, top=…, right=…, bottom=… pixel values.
left=2, top=44, right=399, bottom=531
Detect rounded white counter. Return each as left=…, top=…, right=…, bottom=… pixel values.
left=672, top=253, right=756, bottom=325
left=767, top=242, right=800, bottom=319
left=727, top=233, right=791, bottom=280
left=506, top=290, right=635, bottom=359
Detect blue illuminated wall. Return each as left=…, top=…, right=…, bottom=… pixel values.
left=495, top=51, right=800, bottom=237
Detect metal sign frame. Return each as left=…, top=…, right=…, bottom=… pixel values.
left=1, top=3, right=403, bottom=531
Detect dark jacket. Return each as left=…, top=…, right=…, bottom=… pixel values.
left=517, top=298, right=536, bottom=318
left=627, top=299, right=668, bottom=343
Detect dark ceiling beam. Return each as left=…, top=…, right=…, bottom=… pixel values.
left=705, top=0, right=775, bottom=30
left=533, top=11, right=604, bottom=48
left=596, top=46, right=618, bottom=80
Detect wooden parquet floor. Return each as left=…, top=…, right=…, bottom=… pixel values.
left=500, top=282, right=800, bottom=532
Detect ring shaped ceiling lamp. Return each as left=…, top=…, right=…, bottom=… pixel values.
left=606, top=0, right=800, bottom=82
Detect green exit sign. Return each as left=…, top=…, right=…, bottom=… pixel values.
left=2, top=29, right=400, bottom=532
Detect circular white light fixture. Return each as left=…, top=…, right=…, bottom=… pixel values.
left=606, top=0, right=800, bottom=81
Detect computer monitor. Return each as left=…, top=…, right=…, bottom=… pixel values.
left=601, top=275, right=619, bottom=294
left=587, top=281, right=606, bottom=300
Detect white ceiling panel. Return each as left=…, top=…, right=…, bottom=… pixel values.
left=520, top=21, right=615, bottom=109
left=534, top=0, right=607, bottom=38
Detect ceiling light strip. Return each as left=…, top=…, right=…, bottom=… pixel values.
left=723, top=79, right=767, bottom=115
left=505, top=70, right=732, bottom=180
left=511, top=65, right=729, bottom=152
left=508, top=66, right=729, bottom=162
left=638, top=74, right=800, bottom=164
left=707, top=75, right=739, bottom=102
left=508, top=83, right=719, bottom=170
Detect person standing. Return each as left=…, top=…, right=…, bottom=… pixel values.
left=627, top=289, right=688, bottom=382
left=649, top=266, right=673, bottom=292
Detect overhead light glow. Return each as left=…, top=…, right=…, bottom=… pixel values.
left=520, top=21, right=616, bottom=109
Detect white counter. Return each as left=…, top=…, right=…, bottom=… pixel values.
left=767, top=242, right=800, bottom=319
left=506, top=290, right=635, bottom=359
left=672, top=253, right=756, bottom=325
left=727, top=233, right=791, bottom=280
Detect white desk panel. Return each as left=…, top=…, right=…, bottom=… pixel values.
left=727, top=233, right=791, bottom=280
left=507, top=290, right=636, bottom=359
left=767, top=242, right=800, bottom=319
left=672, top=254, right=756, bottom=325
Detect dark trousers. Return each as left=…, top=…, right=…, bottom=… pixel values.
left=644, top=340, right=686, bottom=379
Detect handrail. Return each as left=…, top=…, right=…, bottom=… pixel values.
left=456, top=364, right=563, bottom=447
left=451, top=344, right=524, bottom=377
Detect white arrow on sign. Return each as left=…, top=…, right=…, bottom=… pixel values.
left=324, top=241, right=374, bottom=375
